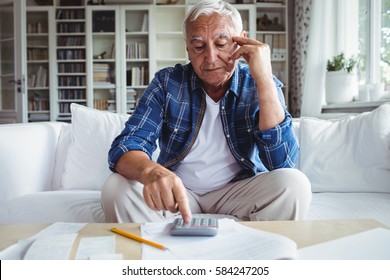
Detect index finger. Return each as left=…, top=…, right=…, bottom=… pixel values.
left=172, top=187, right=192, bottom=224
left=232, top=36, right=262, bottom=46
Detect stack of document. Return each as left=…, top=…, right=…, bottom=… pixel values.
left=141, top=218, right=298, bottom=260
left=0, top=223, right=120, bottom=260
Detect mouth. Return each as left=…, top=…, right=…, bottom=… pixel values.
left=202, top=67, right=223, bottom=72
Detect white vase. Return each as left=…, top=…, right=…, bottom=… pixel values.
left=325, top=71, right=358, bottom=104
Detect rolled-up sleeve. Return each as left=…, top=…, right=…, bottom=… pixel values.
left=108, top=78, right=164, bottom=172
left=253, top=114, right=299, bottom=170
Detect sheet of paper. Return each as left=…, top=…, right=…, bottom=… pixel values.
left=34, top=222, right=86, bottom=238
left=89, top=253, right=123, bottom=260
left=298, top=227, right=390, bottom=260
left=141, top=218, right=297, bottom=260
left=75, top=235, right=116, bottom=260
left=0, top=222, right=86, bottom=260
left=0, top=239, right=35, bottom=260
left=23, top=234, right=77, bottom=260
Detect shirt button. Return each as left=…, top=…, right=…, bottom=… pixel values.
left=226, top=134, right=230, bottom=138
left=247, top=128, right=251, bottom=132
left=174, top=128, right=178, bottom=133
left=221, top=106, right=225, bottom=110
left=240, top=158, right=245, bottom=162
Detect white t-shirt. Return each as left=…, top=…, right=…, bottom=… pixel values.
left=173, top=94, right=243, bottom=195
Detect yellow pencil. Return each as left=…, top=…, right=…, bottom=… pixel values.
left=111, top=227, right=167, bottom=250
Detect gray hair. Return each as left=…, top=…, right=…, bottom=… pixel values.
left=182, top=0, right=243, bottom=38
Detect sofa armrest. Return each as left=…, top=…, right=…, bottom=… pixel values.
left=0, top=122, right=65, bottom=203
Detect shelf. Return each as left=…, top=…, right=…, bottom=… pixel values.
left=322, top=100, right=390, bottom=114
left=126, top=32, right=148, bottom=36
left=58, top=99, right=87, bottom=102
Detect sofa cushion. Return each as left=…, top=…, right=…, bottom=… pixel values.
left=62, top=104, right=129, bottom=190
left=300, top=103, right=390, bottom=193
left=0, top=190, right=105, bottom=223
left=307, top=192, right=390, bottom=227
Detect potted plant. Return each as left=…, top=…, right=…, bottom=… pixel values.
left=325, top=52, right=358, bottom=104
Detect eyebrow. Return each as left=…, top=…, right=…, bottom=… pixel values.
left=190, top=36, right=205, bottom=43
left=190, top=33, right=230, bottom=43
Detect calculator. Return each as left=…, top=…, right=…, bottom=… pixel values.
left=170, top=217, right=218, bottom=236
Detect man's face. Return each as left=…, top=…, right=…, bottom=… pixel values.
left=185, top=14, right=240, bottom=89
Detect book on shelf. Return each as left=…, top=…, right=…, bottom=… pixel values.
left=94, top=98, right=108, bottom=110
left=27, top=21, right=45, bottom=34
left=28, top=93, right=49, bottom=112
left=28, top=66, right=48, bottom=88
left=127, top=66, right=147, bottom=86
left=58, top=63, right=85, bottom=73
left=93, top=63, right=112, bottom=84
left=57, top=22, right=85, bottom=33
left=27, top=47, right=49, bottom=61
left=57, top=49, right=86, bottom=60
left=126, top=88, right=137, bottom=100
left=126, top=42, right=147, bottom=59
left=56, top=9, right=85, bottom=20
left=272, top=34, right=287, bottom=60
left=141, top=13, right=148, bottom=32
left=57, top=36, right=85, bottom=47
left=58, top=76, right=86, bottom=87
left=110, top=43, right=116, bottom=59
left=58, top=89, right=86, bottom=100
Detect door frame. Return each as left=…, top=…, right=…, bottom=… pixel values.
left=0, top=0, right=26, bottom=123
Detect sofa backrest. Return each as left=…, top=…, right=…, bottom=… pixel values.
left=59, top=104, right=304, bottom=192
left=298, top=103, right=390, bottom=193
left=0, top=122, right=67, bottom=202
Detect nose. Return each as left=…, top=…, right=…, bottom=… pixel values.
left=204, top=45, right=219, bottom=63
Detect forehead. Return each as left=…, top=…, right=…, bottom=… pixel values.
left=186, top=14, right=235, bottom=41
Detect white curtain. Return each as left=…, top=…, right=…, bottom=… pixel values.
left=300, top=0, right=359, bottom=117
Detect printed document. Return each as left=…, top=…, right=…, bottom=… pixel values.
left=141, top=218, right=297, bottom=260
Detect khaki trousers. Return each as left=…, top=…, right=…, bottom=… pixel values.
left=101, top=168, right=312, bottom=223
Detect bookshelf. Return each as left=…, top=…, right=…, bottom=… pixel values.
left=55, top=2, right=86, bottom=122
left=26, top=7, right=52, bottom=122
left=86, top=6, right=117, bottom=112
left=122, top=5, right=153, bottom=114
left=154, top=2, right=187, bottom=71
left=255, top=0, right=289, bottom=101
left=86, top=5, right=152, bottom=114
left=15, top=0, right=290, bottom=123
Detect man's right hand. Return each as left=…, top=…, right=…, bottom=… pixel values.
left=142, top=165, right=192, bottom=224
left=115, top=150, right=192, bottom=224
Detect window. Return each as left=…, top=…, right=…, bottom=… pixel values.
left=358, top=0, right=390, bottom=98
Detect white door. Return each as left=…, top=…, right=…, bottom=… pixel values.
left=0, top=0, right=26, bottom=123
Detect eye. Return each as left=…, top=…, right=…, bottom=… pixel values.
left=215, top=39, right=229, bottom=49
left=216, top=43, right=227, bottom=48
left=193, top=45, right=205, bottom=53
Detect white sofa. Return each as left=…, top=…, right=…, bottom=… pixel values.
left=1, top=103, right=389, bottom=226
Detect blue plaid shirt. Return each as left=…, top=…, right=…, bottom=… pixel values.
left=109, top=62, right=299, bottom=181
